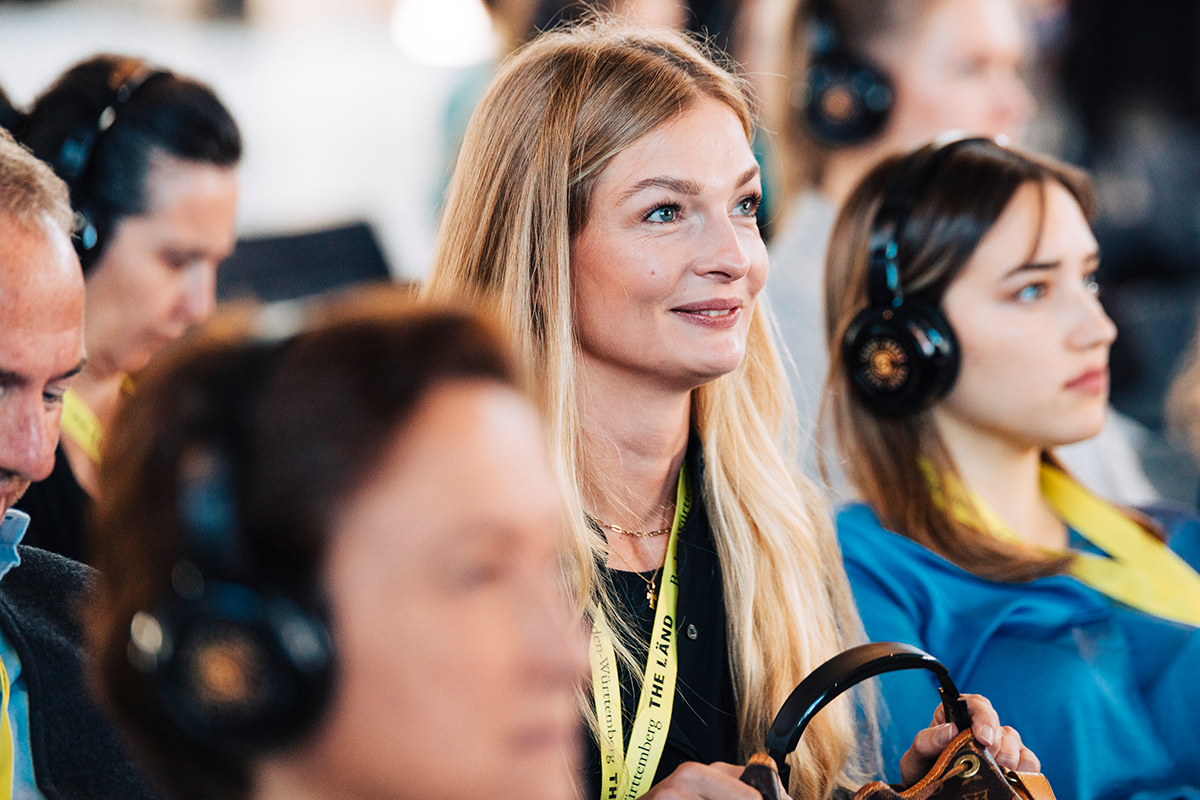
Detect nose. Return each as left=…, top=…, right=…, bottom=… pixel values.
left=181, top=262, right=218, bottom=325
left=525, top=569, right=588, bottom=689
left=1068, top=289, right=1118, bottom=351
left=993, top=71, right=1036, bottom=138
left=0, top=393, right=59, bottom=483
left=698, top=214, right=755, bottom=282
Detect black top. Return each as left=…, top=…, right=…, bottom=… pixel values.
left=13, top=444, right=89, bottom=564
left=582, top=439, right=740, bottom=798
left=0, top=545, right=162, bottom=798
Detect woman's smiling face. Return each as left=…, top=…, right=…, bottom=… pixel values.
left=570, top=97, right=768, bottom=393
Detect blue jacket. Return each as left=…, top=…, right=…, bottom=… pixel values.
left=837, top=502, right=1200, bottom=800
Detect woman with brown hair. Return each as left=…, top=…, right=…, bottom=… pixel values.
left=425, top=19, right=1034, bottom=800
left=764, top=0, right=1155, bottom=504
left=824, top=137, right=1200, bottom=800
left=85, top=287, right=586, bottom=800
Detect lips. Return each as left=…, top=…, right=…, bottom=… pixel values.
left=1065, top=366, right=1109, bottom=395
left=671, top=298, right=743, bottom=329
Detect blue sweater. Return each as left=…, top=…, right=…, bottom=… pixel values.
left=837, top=503, right=1200, bottom=800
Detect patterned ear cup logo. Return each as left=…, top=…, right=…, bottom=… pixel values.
left=861, top=337, right=908, bottom=391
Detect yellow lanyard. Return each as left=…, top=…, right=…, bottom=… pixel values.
left=0, top=656, right=13, bottom=800
left=60, top=388, right=103, bottom=465
left=591, top=467, right=690, bottom=800
left=925, top=460, right=1200, bottom=627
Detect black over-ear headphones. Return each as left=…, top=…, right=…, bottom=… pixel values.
left=127, top=341, right=336, bottom=754
left=841, top=137, right=992, bottom=415
left=53, top=60, right=169, bottom=269
left=793, top=0, right=893, bottom=146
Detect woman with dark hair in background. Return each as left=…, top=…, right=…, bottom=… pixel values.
left=824, top=137, right=1200, bottom=800
left=764, top=0, right=1156, bottom=504
left=85, top=286, right=586, bottom=800
left=10, top=54, right=241, bottom=563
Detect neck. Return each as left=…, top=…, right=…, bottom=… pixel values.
left=578, top=358, right=691, bottom=572
left=932, top=411, right=1067, bottom=550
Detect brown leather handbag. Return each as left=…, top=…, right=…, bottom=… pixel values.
left=740, top=642, right=1056, bottom=800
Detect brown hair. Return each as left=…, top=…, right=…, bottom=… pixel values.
left=86, top=286, right=520, bottom=800
left=0, top=126, right=72, bottom=235
left=823, top=139, right=1094, bottom=582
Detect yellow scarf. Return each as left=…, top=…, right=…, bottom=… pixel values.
left=923, top=460, right=1200, bottom=628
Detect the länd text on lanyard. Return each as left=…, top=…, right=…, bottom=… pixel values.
left=590, top=466, right=691, bottom=800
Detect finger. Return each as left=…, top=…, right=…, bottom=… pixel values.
left=1016, top=746, right=1041, bottom=773
left=909, top=722, right=957, bottom=759
left=961, top=694, right=1000, bottom=749
left=992, top=726, right=1023, bottom=770
left=656, top=762, right=763, bottom=799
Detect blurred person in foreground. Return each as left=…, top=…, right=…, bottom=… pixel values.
left=85, top=286, right=586, bottom=800
left=5, top=55, right=241, bottom=564
left=0, top=126, right=160, bottom=798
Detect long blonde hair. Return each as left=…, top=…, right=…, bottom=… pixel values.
left=424, top=20, right=870, bottom=799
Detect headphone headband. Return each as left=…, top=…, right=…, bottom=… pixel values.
left=55, top=60, right=170, bottom=264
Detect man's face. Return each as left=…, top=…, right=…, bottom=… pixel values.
left=0, top=213, right=85, bottom=514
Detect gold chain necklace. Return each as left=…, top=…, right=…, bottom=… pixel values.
left=590, top=517, right=672, bottom=538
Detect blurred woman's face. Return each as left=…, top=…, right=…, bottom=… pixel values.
left=571, top=97, right=768, bottom=394
left=876, top=0, right=1034, bottom=149
left=84, top=153, right=237, bottom=376
left=933, top=181, right=1116, bottom=450
left=272, top=380, right=585, bottom=800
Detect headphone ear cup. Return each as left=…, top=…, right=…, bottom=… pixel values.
left=841, top=300, right=959, bottom=415
left=147, top=581, right=335, bottom=753
left=799, top=49, right=893, bottom=146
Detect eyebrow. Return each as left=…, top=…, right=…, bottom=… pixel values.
left=1001, top=250, right=1100, bottom=281
left=619, top=165, right=761, bottom=204
left=0, top=358, right=86, bottom=388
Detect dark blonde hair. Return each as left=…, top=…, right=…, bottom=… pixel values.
left=824, top=139, right=1095, bottom=581
left=426, top=19, right=871, bottom=800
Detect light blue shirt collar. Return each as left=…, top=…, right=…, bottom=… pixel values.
left=0, top=510, right=27, bottom=579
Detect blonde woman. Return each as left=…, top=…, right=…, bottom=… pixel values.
left=424, top=20, right=1035, bottom=800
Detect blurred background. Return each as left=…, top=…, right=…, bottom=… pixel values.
left=3, top=0, right=1200, bottom=502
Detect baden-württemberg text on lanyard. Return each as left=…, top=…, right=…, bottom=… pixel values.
left=591, top=467, right=691, bottom=800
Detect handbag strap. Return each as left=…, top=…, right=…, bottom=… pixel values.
left=766, top=642, right=971, bottom=785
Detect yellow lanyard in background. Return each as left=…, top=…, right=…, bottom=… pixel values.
left=60, top=389, right=103, bottom=465
left=591, top=467, right=690, bottom=800
left=925, top=459, right=1200, bottom=627
left=0, top=657, right=13, bottom=800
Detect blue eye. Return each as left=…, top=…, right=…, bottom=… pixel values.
left=1083, top=273, right=1100, bottom=296
left=734, top=193, right=762, bottom=217
left=1017, top=283, right=1047, bottom=303
left=645, top=204, right=679, bottom=223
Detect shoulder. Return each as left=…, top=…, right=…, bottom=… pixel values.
left=0, top=546, right=93, bottom=629
left=1139, top=501, right=1200, bottom=571
left=835, top=503, right=925, bottom=566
